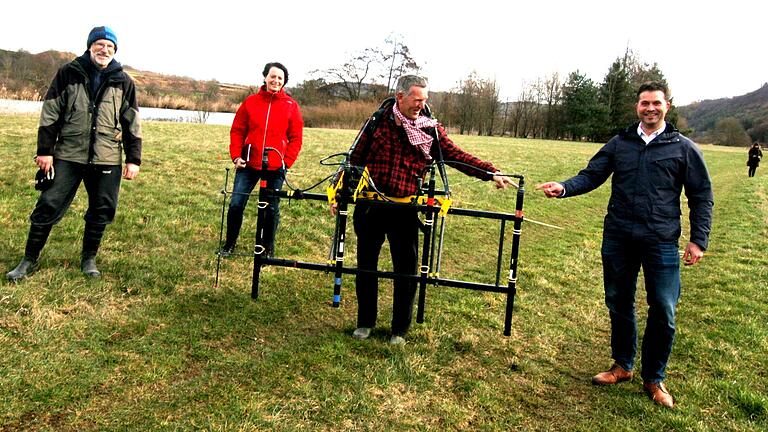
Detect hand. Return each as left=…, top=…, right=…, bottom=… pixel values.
left=330, top=203, right=338, bottom=216
left=35, top=155, right=53, bottom=173
left=233, top=157, right=247, bottom=169
left=536, top=181, right=564, bottom=198
left=682, top=242, right=704, bottom=266
left=492, top=173, right=516, bottom=189
left=123, top=163, right=140, bottom=180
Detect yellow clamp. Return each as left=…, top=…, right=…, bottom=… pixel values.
left=353, top=168, right=370, bottom=202
left=326, top=171, right=344, bottom=205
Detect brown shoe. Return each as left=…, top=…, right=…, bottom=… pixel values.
left=591, top=363, right=633, bottom=385
left=643, top=381, right=674, bottom=408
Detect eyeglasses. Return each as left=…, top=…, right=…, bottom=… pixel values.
left=92, top=41, right=115, bottom=52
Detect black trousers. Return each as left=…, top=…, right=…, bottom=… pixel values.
left=30, top=159, right=122, bottom=226
left=353, top=203, right=420, bottom=336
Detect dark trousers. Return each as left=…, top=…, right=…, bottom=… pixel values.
left=748, top=166, right=757, bottom=177
left=225, top=167, right=285, bottom=253
left=30, top=159, right=122, bottom=226
left=353, top=203, right=420, bottom=336
left=23, top=159, right=121, bottom=260
left=601, top=235, right=681, bottom=383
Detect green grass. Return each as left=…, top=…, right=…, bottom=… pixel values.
left=1, top=113, right=766, bottom=431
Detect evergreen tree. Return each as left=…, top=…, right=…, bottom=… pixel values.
left=561, top=71, right=602, bottom=141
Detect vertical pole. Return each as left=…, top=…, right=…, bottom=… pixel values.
left=251, top=179, right=269, bottom=299
left=251, top=150, right=271, bottom=300
left=214, top=168, right=231, bottom=288
left=416, top=166, right=436, bottom=324
left=331, top=199, right=349, bottom=308
left=504, top=176, right=525, bottom=336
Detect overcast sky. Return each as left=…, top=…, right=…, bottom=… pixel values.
left=1, top=0, right=764, bottom=106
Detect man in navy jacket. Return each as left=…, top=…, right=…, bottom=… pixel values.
left=537, top=82, right=713, bottom=408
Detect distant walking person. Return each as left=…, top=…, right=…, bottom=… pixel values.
left=7, top=26, right=142, bottom=282
left=536, top=82, right=713, bottom=409
left=747, top=142, right=762, bottom=177
left=221, top=62, right=303, bottom=257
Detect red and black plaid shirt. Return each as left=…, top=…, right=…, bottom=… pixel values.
left=350, top=107, right=497, bottom=197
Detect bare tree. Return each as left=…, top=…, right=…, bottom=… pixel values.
left=381, top=33, right=421, bottom=95
left=310, top=35, right=421, bottom=103
left=541, top=72, right=563, bottom=139
left=193, top=79, right=220, bottom=124
left=312, top=47, right=382, bottom=101
left=454, top=72, right=480, bottom=135
left=477, top=78, right=500, bottom=136
left=517, top=80, right=539, bottom=138
left=508, top=99, right=523, bottom=138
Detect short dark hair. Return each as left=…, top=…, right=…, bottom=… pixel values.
left=637, top=81, right=670, bottom=101
left=262, top=62, right=288, bottom=85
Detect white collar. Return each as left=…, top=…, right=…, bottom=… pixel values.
left=638, top=122, right=666, bottom=144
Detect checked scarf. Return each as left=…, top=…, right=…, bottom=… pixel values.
left=393, top=103, right=438, bottom=159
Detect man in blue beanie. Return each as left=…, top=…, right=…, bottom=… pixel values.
left=87, top=26, right=118, bottom=52
left=6, top=26, right=143, bottom=281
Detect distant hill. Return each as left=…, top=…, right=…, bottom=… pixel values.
left=678, top=84, right=768, bottom=143
left=0, top=48, right=254, bottom=112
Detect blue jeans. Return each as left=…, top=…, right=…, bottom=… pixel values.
left=601, top=236, right=681, bottom=383
left=225, top=167, right=284, bottom=253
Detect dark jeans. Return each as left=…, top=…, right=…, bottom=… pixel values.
left=226, top=167, right=285, bottom=253
left=748, top=166, right=757, bottom=177
left=353, top=203, right=420, bottom=336
left=30, top=159, right=122, bottom=226
left=601, top=235, right=681, bottom=383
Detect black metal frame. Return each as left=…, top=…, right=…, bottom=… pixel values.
left=216, top=164, right=526, bottom=336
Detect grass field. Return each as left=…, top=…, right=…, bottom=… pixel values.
left=0, top=113, right=766, bottom=431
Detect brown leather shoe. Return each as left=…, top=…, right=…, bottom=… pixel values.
left=643, top=381, right=674, bottom=408
left=591, top=363, right=633, bottom=385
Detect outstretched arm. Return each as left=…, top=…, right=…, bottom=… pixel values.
left=492, top=173, right=516, bottom=189
left=535, top=182, right=564, bottom=198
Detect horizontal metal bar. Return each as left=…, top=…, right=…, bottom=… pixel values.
left=260, top=257, right=509, bottom=294
left=269, top=190, right=521, bottom=222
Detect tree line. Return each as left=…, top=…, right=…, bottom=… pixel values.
left=294, top=41, right=681, bottom=143
left=294, top=36, right=760, bottom=146
left=2, top=40, right=762, bottom=146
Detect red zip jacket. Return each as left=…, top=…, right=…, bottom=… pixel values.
left=229, top=86, right=303, bottom=170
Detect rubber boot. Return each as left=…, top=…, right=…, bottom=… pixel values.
left=222, top=209, right=243, bottom=257
left=81, top=222, right=106, bottom=278
left=6, top=224, right=51, bottom=282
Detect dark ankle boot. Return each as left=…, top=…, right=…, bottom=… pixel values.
left=220, top=241, right=236, bottom=257
left=81, top=222, right=106, bottom=277
left=6, top=257, right=40, bottom=282
left=223, top=208, right=244, bottom=257
left=81, top=255, right=101, bottom=278
left=6, top=224, right=51, bottom=282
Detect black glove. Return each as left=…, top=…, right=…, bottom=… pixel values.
left=34, top=167, right=55, bottom=191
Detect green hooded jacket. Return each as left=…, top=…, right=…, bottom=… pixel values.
left=37, top=51, right=142, bottom=166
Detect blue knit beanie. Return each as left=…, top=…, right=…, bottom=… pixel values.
left=87, top=26, right=118, bottom=51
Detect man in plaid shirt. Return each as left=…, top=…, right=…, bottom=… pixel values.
left=341, top=75, right=514, bottom=345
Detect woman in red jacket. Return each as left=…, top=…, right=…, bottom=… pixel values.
left=222, top=62, right=303, bottom=256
